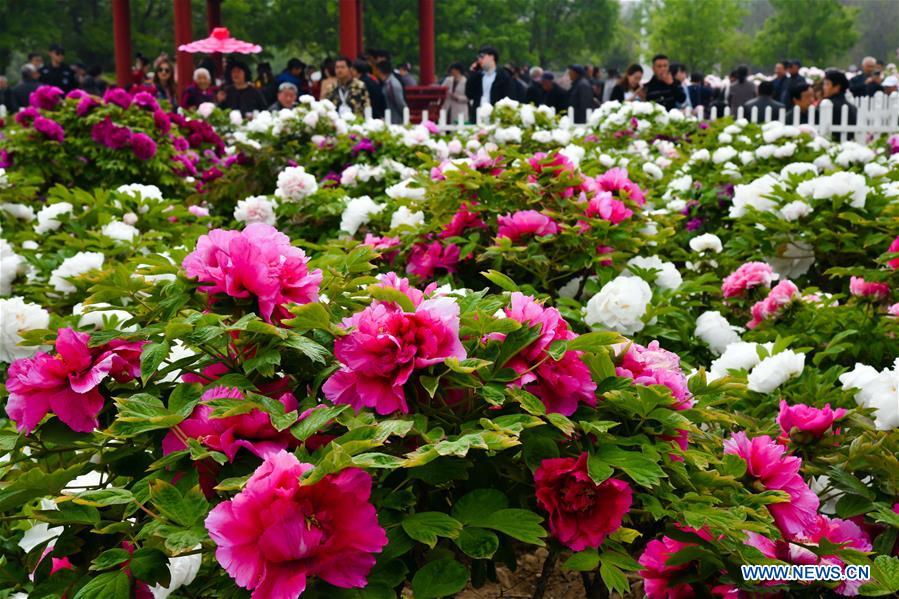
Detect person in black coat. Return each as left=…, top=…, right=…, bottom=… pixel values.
left=525, top=66, right=544, bottom=104
left=219, top=62, right=267, bottom=114
left=687, top=72, right=712, bottom=109
left=13, top=64, right=41, bottom=107
left=465, top=45, right=514, bottom=121
left=39, top=44, right=76, bottom=92
left=353, top=60, right=386, bottom=119
left=823, top=70, right=857, bottom=137
left=779, top=60, right=804, bottom=105
left=567, top=65, right=593, bottom=123
left=849, top=56, right=880, bottom=98
left=644, top=54, right=685, bottom=110
left=539, top=73, right=568, bottom=113
left=742, top=80, right=785, bottom=122
left=771, top=62, right=787, bottom=104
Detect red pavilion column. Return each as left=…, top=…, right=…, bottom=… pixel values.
left=112, top=0, right=132, bottom=88
left=418, top=0, right=435, bottom=85
left=339, top=0, right=357, bottom=59
left=206, top=0, right=223, bottom=79
left=174, top=0, right=193, bottom=99
left=355, top=0, right=364, bottom=57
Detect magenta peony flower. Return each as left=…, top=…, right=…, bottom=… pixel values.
left=205, top=451, right=388, bottom=598
left=615, top=341, right=692, bottom=408
left=29, top=85, right=64, bottom=110
left=528, top=151, right=576, bottom=177
left=438, top=202, right=486, bottom=239
left=363, top=234, right=400, bottom=251
left=91, top=117, right=132, bottom=149
left=406, top=241, right=460, bottom=280
left=5, top=328, right=144, bottom=434
left=747, top=279, right=800, bottom=329
left=777, top=400, right=846, bottom=441
left=103, top=87, right=133, bottom=109
left=722, top=261, right=777, bottom=298
left=33, top=116, right=64, bottom=142
left=76, top=96, right=99, bottom=116
left=849, top=276, right=890, bottom=301
left=723, top=432, right=819, bottom=537
left=66, top=89, right=88, bottom=100
left=130, top=132, right=157, bottom=160
left=534, top=453, right=632, bottom=551
left=132, top=91, right=159, bottom=111
left=496, top=210, right=559, bottom=242
left=182, top=224, right=322, bottom=323
left=638, top=527, right=736, bottom=599
left=493, top=292, right=596, bottom=415
left=15, top=107, right=39, bottom=127
left=595, top=167, right=646, bottom=205
left=887, top=236, right=899, bottom=270
left=584, top=190, right=633, bottom=224
left=323, top=292, right=465, bottom=415
left=152, top=110, right=171, bottom=134
left=162, top=386, right=300, bottom=461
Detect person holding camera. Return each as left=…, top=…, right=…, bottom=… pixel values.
left=465, top=45, right=514, bottom=121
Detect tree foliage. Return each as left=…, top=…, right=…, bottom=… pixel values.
left=750, top=0, right=860, bottom=66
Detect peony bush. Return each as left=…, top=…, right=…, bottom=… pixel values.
left=1, top=87, right=898, bottom=598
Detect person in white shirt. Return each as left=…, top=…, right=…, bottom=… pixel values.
left=465, top=45, right=513, bottom=121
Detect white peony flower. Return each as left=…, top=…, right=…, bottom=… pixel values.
left=150, top=549, right=202, bottom=599
left=834, top=142, right=875, bottom=167
left=197, top=102, right=216, bottom=118
left=389, top=206, right=425, bottom=230
left=712, top=146, right=737, bottom=164
left=73, top=302, right=136, bottom=331
left=840, top=359, right=899, bottom=430
left=642, top=162, right=663, bottom=180
left=779, top=200, right=813, bottom=221
left=0, top=297, right=50, bottom=362
left=560, top=144, right=585, bottom=166
left=34, top=202, right=73, bottom=234
left=234, top=195, right=278, bottom=226
left=729, top=174, right=779, bottom=218
left=122, top=212, right=139, bottom=226
left=49, top=252, right=105, bottom=294
left=694, top=311, right=741, bottom=356
left=689, top=233, right=723, bottom=254
left=1, top=239, right=25, bottom=295
left=116, top=183, right=164, bottom=202
left=274, top=166, right=318, bottom=201
left=625, top=255, right=682, bottom=290
left=796, top=171, right=868, bottom=209
left=340, top=195, right=384, bottom=235
left=863, top=162, right=888, bottom=178
left=708, top=341, right=768, bottom=381
left=494, top=126, right=522, bottom=144
left=780, top=162, right=817, bottom=178
left=767, top=240, right=815, bottom=279
left=228, top=109, right=243, bottom=126
left=385, top=178, right=426, bottom=201
left=585, top=276, right=652, bottom=335
left=668, top=174, right=693, bottom=193
left=101, top=220, right=139, bottom=243
left=0, top=203, right=35, bottom=221
left=747, top=349, right=806, bottom=393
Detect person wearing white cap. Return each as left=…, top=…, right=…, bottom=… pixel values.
left=269, top=82, right=298, bottom=111
left=882, top=75, right=898, bottom=95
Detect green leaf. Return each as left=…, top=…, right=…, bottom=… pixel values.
left=73, top=571, right=131, bottom=599
left=587, top=453, right=614, bottom=485
left=37, top=501, right=101, bottom=526
left=149, top=481, right=208, bottom=527
left=835, top=494, right=874, bottom=519
left=481, top=269, right=519, bottom=291
left=828, top=467, right=876, bottom=500
left=568, top=331, right=624, bottom=352
left=129, top=548, right=171, bottom=587
left=284, top=301, right=332, bottom=331
left=595, top=445, right=665, bottom=488
left=290, top=404, right=347, bottom=441
left=0, top=464, right=84, bottom=511
left=243, top=347, right=281, bottom=376
left=351, top=452, right=406, bottom=469
left=109, top=393, right=184, bottom=437
left=456, top=527, right=499, bottom=559
left=563, top=548, right=600, bottom=571
left=495, top=324, right=544, bottom=370
left=402, top=512, right=463, bottom=548
left=411, top=558, right=469, bottom=599
left=468, top=509, right=546, bottom=546
left=284, top=333, right=330, bottom=364
left=599, top=559, right=630, bottom=595
left=451, top=489, right=509, bottom=525
left=90, top=548, right=131, bottom=570
left=74, top=488, right=134, bottom=507
left=367, top=284, right=416, bottom=312
left=141, top=341, right=170, bottom=382
left=720, top=454, right=747, bottom=479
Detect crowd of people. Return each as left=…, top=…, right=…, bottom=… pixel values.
left=2, top=42, right=897, bottom=129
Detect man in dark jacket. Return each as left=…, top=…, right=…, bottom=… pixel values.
left=275, top=58, right=309, bottom=95
left=538, top=73, right=568, bottom=114
left=779, top=60, right=804, bottom=105
left=567, top=64, right=593, bottom=123
left=849, top=57, right=879, bottom=98
left=823, top=70, right=857, bottom=137
left=687, top=72, right=712, bottom=110
left=525, top=66, right=544, bottom=104
left=771, top=61, right=787, bottom=104
left=465, top=45, right=514, bottom=121
left=644, top=54, right=685, bottom=110
left=39, top=44, right=75, bottom=92
left=352, top=60, right=386, bottom=119
left=785, top=82, right=815, bottom=125
left=13, top=64, right=41, bottom=107
left=742, top=80, right=785, bottom=122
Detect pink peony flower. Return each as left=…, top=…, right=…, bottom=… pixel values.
left=615, top=341, right=692, bottom=408
left=595, top=167, right=646, bottom=205
left=182, top=224, right=322, bottom=323
left=5, top=328, right=144, bottom=434
left=584, top=190, right=633, bottom=225
left=29, top=85, right=64, bottom=110
left=153, top=110, right=171, bottom=134
left=363, top=234, right=400, bottom=251
left=747, top=279, right=800, bottom=329
left=438, top=202, right=486, bottom=239
left=849, top=276, right=890, bottom=301
left=638, top=527, right=735, bottom=599
left=132, top=91, right=159, bottom=111
left=130, top=132, right=157, bottom=160
left=323, top=295, right=466, bottom=414
left=92, top=117, right=132, bottom=149
left=886, top=235, right=899, bottom=269
left=722, top=262, right=777, bottom=298
left=494, top=293, right=596, bottom=415
left=723, top=432, right=819, bottom=537
left=406, top=241, right=460, bottom=280
left=15, top=107, right=39, bottom=127
left=162, top=386, right=300, bottom=461
left=33, top=116, right=64, bottom=142
left=205, top=451, right=388, bottom=598
left=496, top=210, right=559, bottom=242
left=375, top=272, right=426, bottom=307
left=777, top=400, right=846, bottom=441
left=76, top=96, right=99, bottom=116
left=103, top=87, right=133, bottom=109
left=889, top=303, right=899, bottom=317
left=534, top=453, right=632, bottom=551
left=528, top=151, right=576, bottom=177
left=188, top=205, right=210, bottom=217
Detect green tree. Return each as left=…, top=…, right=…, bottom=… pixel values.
left=647, top=0, right=748, bottom=74
left=751, top=0, right=859, bottom=66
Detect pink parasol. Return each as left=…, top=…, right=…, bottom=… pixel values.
left=178, top=27, right=262, bottom=54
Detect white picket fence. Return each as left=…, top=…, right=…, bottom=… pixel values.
left=367, top=92, right=899, bottom=142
